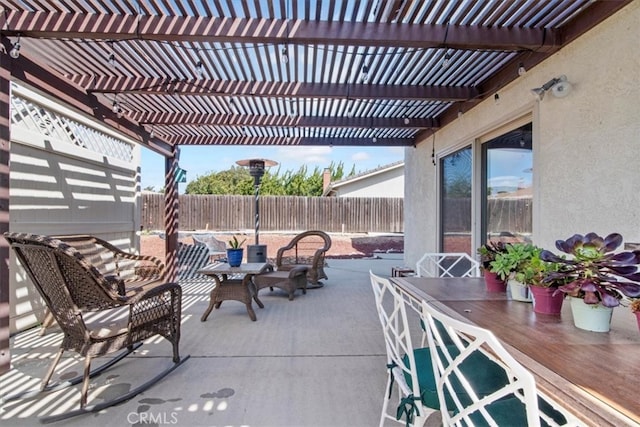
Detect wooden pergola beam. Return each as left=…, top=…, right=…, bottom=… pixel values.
left=0, top=12, right=560, bottom=52
left=168, top=135, right=414, bottom=146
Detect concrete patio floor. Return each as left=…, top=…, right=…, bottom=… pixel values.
left=1, top=255, right=440, bottom=427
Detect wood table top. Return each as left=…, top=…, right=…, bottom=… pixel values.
left=390, top=276, right=640, bottom=427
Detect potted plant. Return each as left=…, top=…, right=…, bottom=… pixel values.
left=226, top=236, right=246, bottom=267
left=540, top=232, right=640, bottom=332
left=489, top=242, right=539, bottom=302
left=515, top=250, right=565, bottom=314
left=477, top=241, right=509, bottom=292
left=627, top=299, right=640, bottom=331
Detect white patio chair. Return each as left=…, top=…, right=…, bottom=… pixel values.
left=415, top=252, right=480, bottom=278
left=192, top=233, right=227, bottom=262
left=369, top=271, right=439, bottom=427
left=419, top=299, right=580, bottom=427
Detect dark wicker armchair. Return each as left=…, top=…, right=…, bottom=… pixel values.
left=275, top=230, right=332, bottom=287
left=4, top=232, right=189, bottom=422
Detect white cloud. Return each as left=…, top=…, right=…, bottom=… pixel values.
left=351, top=151, right=371, bottom=162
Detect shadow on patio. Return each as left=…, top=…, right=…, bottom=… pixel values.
left=0, top=256, right=437, bottom=427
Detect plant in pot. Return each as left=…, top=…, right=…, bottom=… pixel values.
left=477, top=241, right=509, bottom=292
left=515, top=250, right=565, bottom=314
left=540, top=232, right=640, bottom=332
left=226, top=236, right=246, bottom=267
left=626, top=299, right=640, bottom=331
left=489, top=242, right=539, bottom=302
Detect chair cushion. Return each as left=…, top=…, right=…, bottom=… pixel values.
left=467, top=396, right=568, bottom=427
left=404, top=345, right=510, bottom=409
left=84, top=306, right=130, bottom=339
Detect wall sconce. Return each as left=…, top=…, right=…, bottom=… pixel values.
left=531, top=75, right=572, bottom=101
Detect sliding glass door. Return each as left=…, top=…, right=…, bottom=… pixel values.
left=482, top=123, right=533, bottom=245
left=440, top=146, right=472, bottom=254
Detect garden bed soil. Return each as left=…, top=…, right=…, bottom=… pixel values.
left=141, top=232, right=403, bottom=260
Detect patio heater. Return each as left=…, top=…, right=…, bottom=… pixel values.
left=236, top=158, right=278, bottom=263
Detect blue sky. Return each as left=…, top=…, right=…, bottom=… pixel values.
left=141, top=145, right=405, bottom=191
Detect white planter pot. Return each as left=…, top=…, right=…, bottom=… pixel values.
left=508, top=279, right=531, bottom=302
left=569, top=297, right=613, bottom=332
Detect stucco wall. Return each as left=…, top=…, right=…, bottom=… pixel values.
left=404, top=1, right=640, bottom=268
left=334, top=165, right=404, bottom=197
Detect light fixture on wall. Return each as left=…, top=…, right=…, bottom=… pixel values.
left=494, top=93, right=501, bottom=105
left=530, top=75, right=572, bottom=101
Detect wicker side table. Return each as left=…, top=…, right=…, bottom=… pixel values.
left=198, top=262, right=270, bottom=321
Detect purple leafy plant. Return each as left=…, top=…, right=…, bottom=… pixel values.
left=540, top=232, right=640, bottom=307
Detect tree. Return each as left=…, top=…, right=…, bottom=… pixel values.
left=184, top=162, right=358, bottom=196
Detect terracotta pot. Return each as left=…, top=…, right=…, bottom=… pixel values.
left=530, top=286, right=564, bottom=315
left=483, top=270, right=507, bottom=292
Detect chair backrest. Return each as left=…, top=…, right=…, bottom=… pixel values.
left=192, top=234, right=227, bottom=256
left=277, top=230, right=332, bottom=267
left=419, top=300, right=572, bottom=427
left=177, top=243, right=211, bottom=280
left=5, top=233, right=121, bottom=337
left=416, top=252, right=480, bottom=278
left=369, top=271, right=427, bottom=418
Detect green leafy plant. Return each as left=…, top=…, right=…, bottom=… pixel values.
left=540, top=232, right=640, bottom=307
left=489, top=242, right=540, bottom=281
left=477, top=241, right=508, bottom=270
left=514, top=249, right=563, bottom=288
left=227, top=236, right=246, bottom=249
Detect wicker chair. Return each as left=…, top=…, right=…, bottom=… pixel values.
left=3, top=232, right=189, bottom=423
left=275, top=230, right=332, bottom=288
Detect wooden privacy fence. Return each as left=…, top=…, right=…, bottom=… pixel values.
left=141, top=194, right=532, bottom=235
left=141, top=194, right=404, bottom=233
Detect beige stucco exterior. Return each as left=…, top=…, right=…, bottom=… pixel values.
left=404, top=1, right=640, bottom=268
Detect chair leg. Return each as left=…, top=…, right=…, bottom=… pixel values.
left=80, top=356, right=92, bottom=408
left=39, top=310, right=55, bottom=336
left=40, top=348, right=64, bottom=391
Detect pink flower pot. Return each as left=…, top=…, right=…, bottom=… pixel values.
left=483, top=270, right=507, bottom=292
left=530, top=286, right=564, bottom=315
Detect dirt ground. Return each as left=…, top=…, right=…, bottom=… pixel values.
left=140, top=232, right=404, bottom=260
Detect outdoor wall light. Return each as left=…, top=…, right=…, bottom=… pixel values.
left=531, top=75, right=572, bottom=101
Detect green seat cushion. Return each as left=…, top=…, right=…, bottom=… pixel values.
left=403, top=345, right=510, bottom=409
left=467, top=396, right=568, bottom=426
left=404, top=347, right=568, bottom=426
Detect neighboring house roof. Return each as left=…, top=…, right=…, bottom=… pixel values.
left=322, top=161, right=404, bottom=197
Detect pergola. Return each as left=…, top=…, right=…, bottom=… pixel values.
left=0, top=0, right=632, bottom=373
